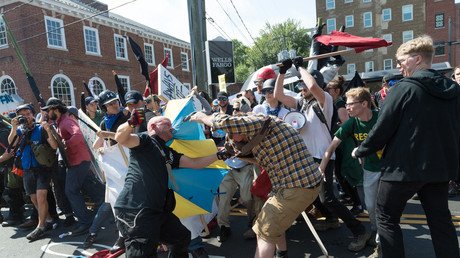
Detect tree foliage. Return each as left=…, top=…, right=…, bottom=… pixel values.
left=232, top=19, right=311, bottom=83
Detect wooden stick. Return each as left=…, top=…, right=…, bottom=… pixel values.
left=276, top=49, right=355, bottom=66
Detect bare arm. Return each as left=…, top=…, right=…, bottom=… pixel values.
left=273, top=74, right=297, bottom=109
left=319, top=136, right=342, bottom=173
left=189, top=112, right=215, bottom=127
left=337, top=107, right=349, bottom=123
left=8, top=119, right=18, bottom=144
left=114, top=122, right=140, bottom=148
left=41, top=121, right=58, bottom=150
left=179, top=154, right=218, bottom=169
left=298, top=67, right=325, bottom=107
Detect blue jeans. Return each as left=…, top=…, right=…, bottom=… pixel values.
left=89, top=202, right=114, bottom=234
left=377, top=181, right=459, bottom=258
left=65, top=161, right=104, bottom=226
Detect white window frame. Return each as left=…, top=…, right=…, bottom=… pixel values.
left=435, top=13, right=444, bottom=28
left=50, top=74, right=75, bottom=106
left=344, top=0, right=353, bottom=3
left=326, top=18, right=336, bottom=34
left=402, top=5, right=413, bottom=22
left=83, top=26, right=101, bottom=56
left=383, top=59, right=393, bottom=70
left=181, top=52, right=189, bottom=71
left=345, top=15, right=354, bottom=28
left=382, top=33, right=392, bottom=43
left=363, top=0, right=371, bottom=2
left=114, top=34, right=128, bottom=60
left=44, top=16, right=67, bottom=50
left=164, top=48, right=174, bottom=68
left=89, top=77, right=106, bottom=96
left=0, top=18, right=7, bottom=48
left=144, top=43, right=155, bottom=66
left=0, top=75, right=17, bottom=95
left=402, top=30, right=413, bottom=43
left=117, top=75, right=131, bottom=92
left=382, top=8, right=392, bottom=22
left=326, top=0, right=335, bottom=10
left=365, top=61, right=374, bottom=72
left=363, top=12, right=373, bottom=28
left=347, top=63, right=356, bottom=74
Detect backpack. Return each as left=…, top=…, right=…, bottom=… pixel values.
left=31, top=127, right=56, bottom=168
left=297, top=98, right=338, bottom=137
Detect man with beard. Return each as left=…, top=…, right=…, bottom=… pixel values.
left=41, top=98, right=104, bottom=236
left=274, top=58, right=370, bottom=252
left=113, top=116, right=220, bottom=257
left=8, top=104, right=58, bottom=241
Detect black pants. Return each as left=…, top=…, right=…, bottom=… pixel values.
left=50, top=161, right=73, bottom=216
left=313, top=158, right=365, bottom=236
left=377, top=181, right=459, bottom=258
left=115, top=207, right=191, bottom=258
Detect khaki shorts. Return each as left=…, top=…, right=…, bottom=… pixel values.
left=252, top=186, right=320, bottom=243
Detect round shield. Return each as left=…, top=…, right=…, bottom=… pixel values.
left=283, top=111, right=306, bottom=130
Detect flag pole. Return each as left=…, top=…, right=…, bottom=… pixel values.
left=276, top=49, right=355, bottom=67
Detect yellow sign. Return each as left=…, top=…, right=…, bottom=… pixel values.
left=218, top=74, right=226, bottom=92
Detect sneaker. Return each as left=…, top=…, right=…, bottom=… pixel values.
left=110, top=236, right=126, bottom=253
left=243, top=228, right=256, bottom=240
left=45, top=219, right=59, bottom=231
left=18, top=219, right=37, bottom=230
left=63, top=216, right=76, bottom=228
left=313, top=220, right=341, bottom=231
left=26, top=227, right=46, bottom=242
left=2, top=217, right=23, bottom=227
left=190, top=247, right=209, bottom=258
left=348, top=231, right=371, bottom=252
left=275, top=250, right=288, bottom=258
left=83, top=233, right=97, bottom=249
left=217, top=226, right=231, bottom=242
left=368, top=244, right=381, bottom=258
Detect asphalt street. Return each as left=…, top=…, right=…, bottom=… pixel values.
left=1, top=196, right=460, bottom=258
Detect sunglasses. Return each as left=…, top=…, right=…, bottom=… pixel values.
left=262, top=89, right=274, bottom=95
left=218, top=97, right=228, bottom=101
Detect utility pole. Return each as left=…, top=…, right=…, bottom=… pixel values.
left=187, top=0, right=208, bottom=93
left=448, top=17, right=452, bottom=66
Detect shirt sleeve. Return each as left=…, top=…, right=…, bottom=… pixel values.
left=334, top=118, right=353, bottom=140
left=167, top=146, right=183, bottom=169
left=212, top=114, right=266, bottom=137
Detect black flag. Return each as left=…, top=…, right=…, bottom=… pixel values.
left=126, top=36, right=150, bottom=82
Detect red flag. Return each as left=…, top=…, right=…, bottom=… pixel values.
left=143, top=54, right=169, bottom=97
left=315, top=31, right=392, bottom=53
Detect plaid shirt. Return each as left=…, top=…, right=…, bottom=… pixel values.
left=212, top=113, right=322, bottom=190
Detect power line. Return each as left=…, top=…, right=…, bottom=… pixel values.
left=213, top=0, right=250, bottom=43
left=205, top=13, right=231, bottom=40
left=1, top=0, right=33, bottom=15
left=228, top=0, right=266, bottom=58
left=15, top=0, right=137, bottom=45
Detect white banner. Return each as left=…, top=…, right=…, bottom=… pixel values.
left=158, top=65, right=190, bottom=100
left=0, top=93, right=23, bottom=116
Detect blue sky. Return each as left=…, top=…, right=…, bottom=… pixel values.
left=98, top=0, right=316, bottom=46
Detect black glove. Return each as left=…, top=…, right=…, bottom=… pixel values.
left=127, top=108, right=145, bottom=128
left=216, top=149, right=232, bottom=161
left=293, top=56, right=304, bottom=70
left=279, top=59, right=293, bottom=74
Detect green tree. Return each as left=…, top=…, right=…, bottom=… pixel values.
left=246, top=19, right=311, bottom=71
left=232, top=39, right=251, bottom=82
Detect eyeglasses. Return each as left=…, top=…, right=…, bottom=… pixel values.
left=345, top=101, right=363, bottom=107
left=262, top=89, right=274, bottom=95
left=396, top=54, right=419, bottom=66
left=253, top=80, right=263, bottom=84
left=218, top=97, right=228, bottom=101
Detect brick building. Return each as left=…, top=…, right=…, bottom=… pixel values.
left=0, top=0, right=192, bottom=108
left=316, top=0, right=460, bottom=80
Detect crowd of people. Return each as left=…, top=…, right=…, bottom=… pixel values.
left=0, top=35, right=459, bottom=258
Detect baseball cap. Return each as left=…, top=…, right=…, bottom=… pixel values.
left=257, top=67, right=276, bottom=81
left=85, top=96, right=98, bottom=106
left=124, top=90, right=143, bottom=104
left=67, top=106, right=79, bottom=118
left=217, top=91, right=229, bottom=99
left=41, top=97, right=66, bottom=111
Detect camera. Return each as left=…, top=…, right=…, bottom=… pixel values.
left=16, top=115, right=27, bottom=125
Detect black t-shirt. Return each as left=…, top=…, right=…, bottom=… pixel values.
left=114, top=133, right=183, bottom=211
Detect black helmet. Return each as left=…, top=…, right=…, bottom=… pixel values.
left=98, top=90, right=119, bottom=111
left=41, top=97, right=66, bottom=111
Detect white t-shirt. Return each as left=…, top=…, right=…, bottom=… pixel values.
left=295, top=92, right=334, bottom=160
left=252, top=103, right=290, bottom=119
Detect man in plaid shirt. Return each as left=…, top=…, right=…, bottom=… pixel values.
left=190, top=112, right=322, bottom=258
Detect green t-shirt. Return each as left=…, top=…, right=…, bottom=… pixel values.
left=90, top=110, right=104, bottom=128
left=335, top=110, right=382, bottom=172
